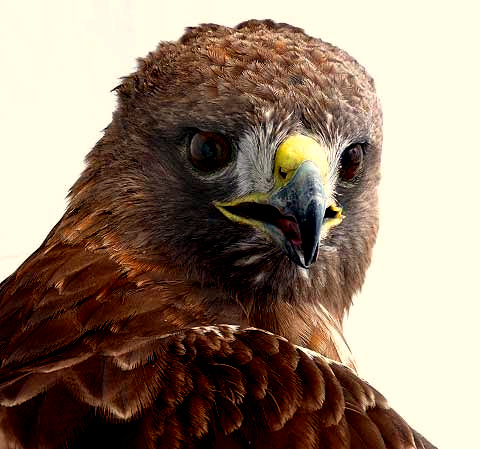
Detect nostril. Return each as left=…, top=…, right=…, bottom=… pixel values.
left=279, top=167, right=288, bottom=179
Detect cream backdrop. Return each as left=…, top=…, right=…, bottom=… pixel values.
left=1, top=1, right=478, bottom=448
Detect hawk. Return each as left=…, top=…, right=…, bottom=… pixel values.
left=0, top=20, right=435, bottom=448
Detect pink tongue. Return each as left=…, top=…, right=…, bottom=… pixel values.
left=275, top=218, right=302, bottom=247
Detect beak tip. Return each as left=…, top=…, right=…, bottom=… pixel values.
left=285, top=239, right=319, bottom=269
left=302, top=242, right=319, bottom=268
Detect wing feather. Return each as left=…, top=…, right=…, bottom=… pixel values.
left=1, top=326, right=437, bottom=448
left=0, top=245, right=436, bottom=448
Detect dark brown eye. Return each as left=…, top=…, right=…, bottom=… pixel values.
left=339, top=143, right=364, bottom=181
left=189, top=131, right=231, bottom=172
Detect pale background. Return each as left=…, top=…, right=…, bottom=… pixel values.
left=1, top=1, right=478, bottom=448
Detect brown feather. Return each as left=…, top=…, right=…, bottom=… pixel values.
left=0, top=19, right=436, bottom=449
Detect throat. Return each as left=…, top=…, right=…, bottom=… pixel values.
left=245, top=300, right=356, bottom=371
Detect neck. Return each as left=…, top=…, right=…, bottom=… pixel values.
left=177, top=280, right=356, bottom=370
left=49, top=216, right=357, bottom=369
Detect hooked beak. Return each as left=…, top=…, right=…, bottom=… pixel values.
left=215, top=135, right=343, bottom=268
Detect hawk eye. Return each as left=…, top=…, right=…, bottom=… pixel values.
left=339, top=143, right=364, bottom=181
left=189, top=131, right=231, bottom=172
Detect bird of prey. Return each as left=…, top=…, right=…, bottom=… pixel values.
left=0, top=20, right=435, bottom=449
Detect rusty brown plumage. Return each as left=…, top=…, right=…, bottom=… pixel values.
left=0, top=20, right=435, bottom=448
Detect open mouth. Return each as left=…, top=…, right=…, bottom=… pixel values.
left=215, top=157, right=344, bottom=268
left=323, top=203, right=343, bottom=225
left=222, top=202, right=341, bottom=248
left=222, top=202, right=301, bottom=246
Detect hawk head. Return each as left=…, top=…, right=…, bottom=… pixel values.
left=60, top=20, right=381, bottom=336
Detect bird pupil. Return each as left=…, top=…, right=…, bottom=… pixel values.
left=201, top=139, right=218, bottom=160
left=189, top=131, right=230, bottom=172
left=350, top=146, right=362, bottom=162
left=340, top=143, right=363, bottom=181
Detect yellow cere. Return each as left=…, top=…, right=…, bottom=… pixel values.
left=274, top=134, right=329, bottom=189
left=215, top=134, right=343, bottom=234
